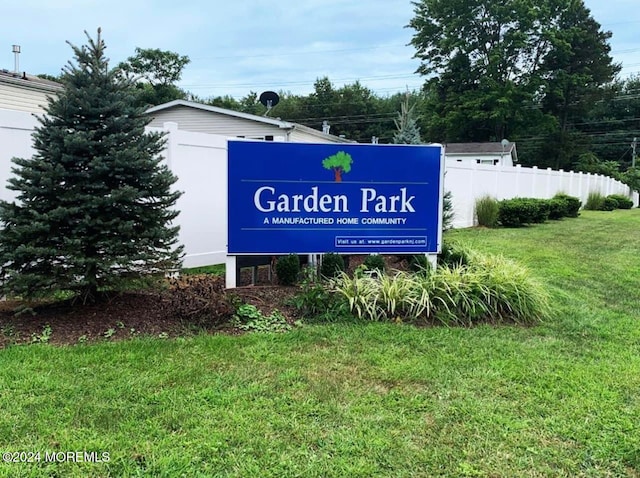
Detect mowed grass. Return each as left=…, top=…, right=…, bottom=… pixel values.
left=0, top=210, right=639, bottom=477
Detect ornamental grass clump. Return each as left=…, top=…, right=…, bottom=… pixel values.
left=463, top=253, right=550, bottom=324
left=475, top=195, right=500, bottom=227
left=584, top=191, right=606, bottom=210
left=331, top=250, right=549, bottom=326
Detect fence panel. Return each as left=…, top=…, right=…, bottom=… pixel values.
left=445, top=163, right=637, bottom=228
left=1, top=113, right=638, bottom=262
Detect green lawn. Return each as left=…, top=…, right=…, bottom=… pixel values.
left=1, top=210, right=639, bottom=477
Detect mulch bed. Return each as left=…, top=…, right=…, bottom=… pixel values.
left=0, top=255, right=413, bottom=348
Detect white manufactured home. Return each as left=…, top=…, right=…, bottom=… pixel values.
left=0, top=69, right=62, bottom=114
left=146, top=100, right=353, bottom=144
left=445, top=142, right=517, bottom=167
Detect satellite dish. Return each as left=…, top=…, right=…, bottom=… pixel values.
left=259, top=91, right=280, bottom=115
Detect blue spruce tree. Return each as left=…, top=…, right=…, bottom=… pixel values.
left=0, top=29, right=183, bottom=302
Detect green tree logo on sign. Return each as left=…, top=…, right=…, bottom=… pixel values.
left=322, top=151, right=353, bottom=182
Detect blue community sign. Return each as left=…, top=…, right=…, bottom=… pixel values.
left=227, top=141, right=444, bottom=255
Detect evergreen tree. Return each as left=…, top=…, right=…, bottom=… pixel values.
left=0, top=29, right=182, bottom=302
left=392, top=94, right=454, bottom=229
left=393, top=95, right=422, bottom=144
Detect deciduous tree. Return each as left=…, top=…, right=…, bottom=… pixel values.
left=409, top=0, right=618, bottom=170
left=119, top=47, right=191, bottom=107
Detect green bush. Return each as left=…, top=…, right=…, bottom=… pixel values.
left=232, top=304, right=291, bottom=333
left=438, top=241, right=470, bottom=268
left=498, top=198, right=549, bottom=227
left=531, top=199, right=550, bottom=223
left=407, top=254, right=432, bottom=274
left=275, top=254, right=301, bottom=286
left=601, top=196, right=618, bottom=211
left=442, top=190, right=454, bottom=231
left=584, top=191, right=605, bottom=210
left=607, top=194, right=633, bottom=209
left=547, top=198, right=567, bottom=220
left=363, top=254, right=385, bottom=273
left=553, top=193, right=581, bottom=217
left=320, top=253, right=346, bottom=278
left=475, top=195, right=500, bottom=227
left=288, top=267, right=350, bottom=321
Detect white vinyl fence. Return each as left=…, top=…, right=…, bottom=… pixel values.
left=1, top=111, right=638, bottom=267
left=445, top=162, right=638, bottom=228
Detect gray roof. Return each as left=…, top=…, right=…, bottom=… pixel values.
left=0, top=69, right=62, bottom=92
left=445, top=142, right=516, bottom=154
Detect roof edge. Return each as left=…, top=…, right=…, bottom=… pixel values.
left=0, top=72, right=62, bottom=93
left=146, top=99, right=295, bottom=129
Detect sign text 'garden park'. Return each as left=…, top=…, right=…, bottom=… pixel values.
left=227, top=141, right=444, bottom=254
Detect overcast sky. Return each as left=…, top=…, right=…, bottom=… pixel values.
left=1, top=0, right=639, bottom=100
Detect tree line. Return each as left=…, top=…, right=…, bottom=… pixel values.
left=41, top=0, right=640, bottom=188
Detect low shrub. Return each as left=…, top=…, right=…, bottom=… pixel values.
left=547, top=198, right=567, bottom=220
left=553, top=193, right=581, bottom=217
left=363, top=254, right=385, bottom=273
left=497, top=199, right=525, bottom=227
left=584, top=191, right=605, bottom=210
left=232, top=304, right=291, bottom=333
left=607, top=194, right=633, bottom=209
left=601, top=196, right=618, bottom=211
left=531, top=200, right=550, bottom=223
left=438, top=241, right=470, bottom=268
left=320, top=253, right=345, bottom=279
left=498, top=198, right=549, bottom=227
left=288, top=266, right=350, bottom=321
left=275, top=254, right=301, bottom=286
left=475, top=195, right=500, bottom=227
left=407, top=254, right=432, bottom=274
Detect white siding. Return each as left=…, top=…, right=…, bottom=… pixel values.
left=0, top=82, right=56, bottom=114
left=147, top=106, right=286, bottom=138
left=0, top=109, right=40, bottom=202
left=446, top=153, right=514, bottom=167
left=288, top=127, right=344, bottom=144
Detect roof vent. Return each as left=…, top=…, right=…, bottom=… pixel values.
left=322, top=120, right=330, bottom=135
left=12, top=45, right=21, bottom=74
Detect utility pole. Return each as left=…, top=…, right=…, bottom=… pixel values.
left=632, top=137, right=637, bottom=168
